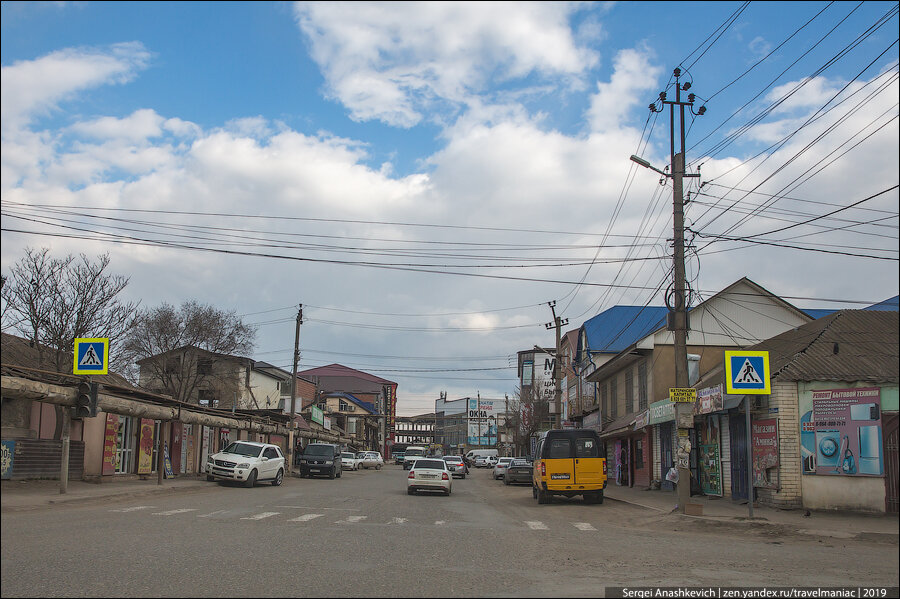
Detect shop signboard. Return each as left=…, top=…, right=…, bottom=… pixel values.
left=137, top=419, right=154, bottom=475
left=102, top=413, right=120, bottom=475
left=799, top=387, right=883, bottom=476
left=648, top=399, right=675, bottom=425
left=699, top=415, right=722, bottom=496
left=669, top=388, right=697, bottom=403
left=695, top=384, right=724, bottom=415
left=752, top=418, right=779, bottom=488
left=633, top=410, right=650, bottom=430
left=1, top=440, right=14, bottom=479
left=583, top=410, right=601, bottom=431
left=310, top=406, right=324, bottom=426
left=324, top=416, right=332, bottom=431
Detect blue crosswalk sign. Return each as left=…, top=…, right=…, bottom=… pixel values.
left=74, top=338, right=109, bottom=374
left=724, top=350, right=770, bottom=395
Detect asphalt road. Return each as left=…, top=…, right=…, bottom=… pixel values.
left=2, top=464, right=897, bottom=597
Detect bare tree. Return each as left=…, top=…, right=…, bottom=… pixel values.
left=1, top=247, right=138, bottom=372
left=124, top=301, right=256, bottom=404
left=512, top=384, right=550, bottom=455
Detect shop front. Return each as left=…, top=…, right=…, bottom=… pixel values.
left=648, top=399, right=676, bottom=490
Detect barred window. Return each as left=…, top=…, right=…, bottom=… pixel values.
left=638, top=361, right=648, bottom=411
left=625, top=368, right=634, bottom=415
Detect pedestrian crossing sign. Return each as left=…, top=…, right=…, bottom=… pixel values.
left=724, top=350, right=770, bottom=395
left=74, top=338, right=109, bottom=375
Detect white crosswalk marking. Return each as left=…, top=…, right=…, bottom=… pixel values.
left=573, top=522, right=597, bottom=531
left=290, top=513, right=324, bottom=522
left=525, top=521, right=548, bottom=530
left=341, top=515, right=367, bottom=523
left=391, top=517, right=408, bottom=524
left=152, top=509, right=197, bottom=516
left=109, top=506, right=153, bottom=512
left=198, top=510, right=229, bottom=518
left=435, top=520, right=446, bottom=526
left=241, top=512, right=280, bottom=521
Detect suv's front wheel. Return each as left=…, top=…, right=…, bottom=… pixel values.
left=329, top=466, right=336, bottom=479
left=245, top=469, right=258, bottom=488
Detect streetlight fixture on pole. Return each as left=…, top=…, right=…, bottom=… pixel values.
left=631, top=68, right=705, bottom=514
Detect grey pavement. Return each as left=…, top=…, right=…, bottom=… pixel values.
left=2, top=474, right=897, bottom=544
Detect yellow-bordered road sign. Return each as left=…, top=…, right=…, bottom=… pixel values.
left=74, top=338, right=109, bottom=375
left=724, top=350, right=770, bottom=395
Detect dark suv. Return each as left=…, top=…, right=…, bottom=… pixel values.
left=299, top=443, right=343, bottom=479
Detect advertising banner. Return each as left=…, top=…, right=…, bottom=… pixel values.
left=752, top=418, right=779, bottom=489
left=532, top=353, right=555, bottom=402
left=467, top=398, right=499, bottom=445
left=648, top=399, right=675, bottom=425
left=695, top=384, right=724, bottom=415
left=102, top=413, right=120, bottom=475
left=310, top=406, right=324, bottom=426
left=699, top=414, right=723, bottom=496
left=1, top=440, right=14, bottom=479
left=800, top=387, right=883, bottom=476
left=137, top=419, right=154, bottom=475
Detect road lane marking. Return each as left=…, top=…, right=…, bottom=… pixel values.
left=198, top=510, right=229, bottom=518
left=109, top=506, right=153, bottom=512
left=152, top=509, right=198, bottom=516
left=435, top=520, right=446, bottom=526
left=241, top=512, right=280, bottom=520
left=339, top=515, right=367, bottom=523
left=391, top=517, right=408, bottom=524
left=573, top=522, right=597, bottom=531
left=289, top=513, right=324, bottom=522
left=525, top=521, right=548, bottom=530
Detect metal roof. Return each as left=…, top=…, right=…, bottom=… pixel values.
left=754, top=310, right=899, bottom=383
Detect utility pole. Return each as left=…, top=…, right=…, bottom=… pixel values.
left=287, top=304, right=303, bottom=474
left=632, top=68, right=705, bottom=514
left=545, top=301, right=568, bottom=430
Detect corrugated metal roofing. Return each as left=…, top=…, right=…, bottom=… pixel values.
left=581, top=306, right=669, bottom=354
left=298, top=363, right=396, bottom=386
left=753, top=310, right=899, bottom=383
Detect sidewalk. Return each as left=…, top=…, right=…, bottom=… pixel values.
left=603, top=483, right=899, bottom=543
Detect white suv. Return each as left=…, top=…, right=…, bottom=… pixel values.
left=206, top=441, right=285, bottom=487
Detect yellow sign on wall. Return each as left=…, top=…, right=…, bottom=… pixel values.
left=669, top=388, right=697, bottom=403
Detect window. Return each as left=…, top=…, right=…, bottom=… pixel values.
left=339, top=400, right=350, bottom=411
left=197, top=358, right=213, bottom=375
left=165, top=357, right=180, bottom=374
left=263, top=447, right=280, bottom=459
left=609, top=378, right=618, bottom=420
left=575, top=437, right=599, bottom=458
left=601, top=383, right=608, bottom=420
left=548, top=439, right=571, bottom=459
left=638, top=361, right=648, bottom=411
left=625, top=368, right=634, bottom=415
left=634, top=439, right=644, bottom=470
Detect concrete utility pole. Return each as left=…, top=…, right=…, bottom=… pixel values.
left=545, top=301, right=568, bottom=430
left=287, top=304, right=303, bottom=474
left=632, top=68, right=705, bottom=514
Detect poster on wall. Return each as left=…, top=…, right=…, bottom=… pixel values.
left=799, top=387, right=883, bottom=476
left=699, top=415, right=722, bottom=496
left=752, top=418, right=779, bottom=489
left=137, top=419, right=154, bottom=475
left=102, top=413, right=120, bottom=475
left=1, top=440, right=15, bottom=479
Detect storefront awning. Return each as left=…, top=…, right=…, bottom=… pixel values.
left=598, top=413, right=636, bottom=439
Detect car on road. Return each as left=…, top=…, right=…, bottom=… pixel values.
left=359, top=451, right=384, bottom=469
left=492, top=457, right=514, bottom=480
left=393, top=451, right=406, bottom=465
left=206, top=441, right=285, bottom=488
left=503, top=457, right=533, bottom=485
left=299, top=443, right=343, bottom=479
left=407, top=458, right=452, bottom=496
left=341, top=451, right=362, bottom=471
left=442, top=455, right=467, bottom=478
left=485, top=455, right=499, bottom=468
left=473, top=455, right=488, bottom=468
left=402, top=445, right=427, bottom=470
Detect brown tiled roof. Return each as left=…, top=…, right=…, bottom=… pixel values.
left=751, top=310, right=898, bottom=383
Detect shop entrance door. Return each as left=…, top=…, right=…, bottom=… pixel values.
left=115, top=417, right=135, bottom=474
left=659, top=422, right=674, bottom=490
left=730, top=412, right=749, bottom=500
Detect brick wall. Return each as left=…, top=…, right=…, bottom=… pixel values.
left=755, top=382, right=803, bottom=509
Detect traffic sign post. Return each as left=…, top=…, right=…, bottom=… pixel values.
left=74, top=338, right=109, bottom=375
left=724, top=350, right=770, bottom=395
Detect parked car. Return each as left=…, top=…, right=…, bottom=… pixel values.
left=393, top=452, right=406, bottom=465
left=341, top=451, right=362, bottom=471
left=359, top=451, right=384, bottom=469
left=298, top=443, right=343, bottom=479
left=532, top=429, right=607, bottom=504
left=442, top=455, right=468, bottom=479
left=503, top=457, right=533, bottom=485
left=492, top=457, right=514, bottom=480
left=206, top=441, right=285, bottom=487
left=465, top=448, right=498, bottom=467
left=407, top=458, right=452, bottom=496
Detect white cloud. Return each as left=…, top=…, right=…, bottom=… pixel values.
left=586, top=47, right=661, bottom=133
left=293, top=1, right=598, bottom=126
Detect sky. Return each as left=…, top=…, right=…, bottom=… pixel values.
left=2, top=1, right=898, bottom=416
